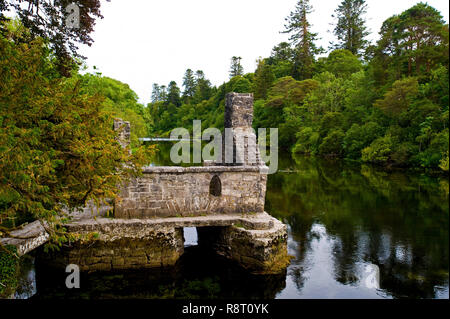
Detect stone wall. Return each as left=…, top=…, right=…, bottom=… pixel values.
left=115, top=166, right=267, bottom=219
left=224, top=93, right=253, bottom=129
left=37, top=226, right=184, bottom=272
left=36, top=212, right=290, bottom=275
left=114, top=92, right=268, bottom=219
left=197, top=218, right=291, bottom=275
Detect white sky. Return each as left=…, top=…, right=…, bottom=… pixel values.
left=78, top=0, right=449, bottom=104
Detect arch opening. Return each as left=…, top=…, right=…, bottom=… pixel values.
left=209, top=175, right=222, bottom=197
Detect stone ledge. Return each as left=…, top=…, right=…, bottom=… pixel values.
left=141, top=165, right=269, bottom=174
left=66, top=212, right=277, bottom=235
left=232, top=218, right=287, bottom=243
left=0, top=220, right=49, bottom=256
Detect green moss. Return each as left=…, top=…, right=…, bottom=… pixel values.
left=0, top=245, right=20, bottom=298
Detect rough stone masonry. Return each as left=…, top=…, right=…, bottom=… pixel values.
left=114, top=93, right=266, bottom=219
left=36, top=93, right=291, bottom=275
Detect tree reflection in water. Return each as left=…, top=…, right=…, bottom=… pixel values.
left=269, top=154, right=449, bottom=299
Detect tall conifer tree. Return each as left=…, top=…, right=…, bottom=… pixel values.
left=182, top=69, right=196, bottom=100
left=282, top=0, right=321, bottom=80
left=331, top=0, right=370, bottom=56
left=229, top=56, right=244, bottom=78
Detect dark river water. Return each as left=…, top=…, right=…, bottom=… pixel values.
left=21, top=146, right=449, bottom=299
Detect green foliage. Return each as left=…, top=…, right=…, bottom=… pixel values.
left=229, top=56, right=244, bottom=78
left=193, top=71, right=214, bottom=104
left=362, top=134, right=394, bottom=164
left=324, top=49, right=363, bottom=78
left=343, top=122, right=383, bottom=159
left=440, top=151, right=449, bottom=172
left=318, top=129, right=345, bottom=156
left=282, top=0, right=322, bottom=80
left=167, top=81, right=182, bottom=107
left=77, top=73, right=148, bottom=148
left=0, top=245, right=18, bottom=297
left=229, top=76, right=252, bottom=94
left=0, top=1, right=103, bottom=76
left=293, top=127, right=319, bottom=154
left=267, top=42, right=294, bottom=79
left=374, top=77, right=419, bottom=115
left=319, top=112, right=345, bottom=138
left=371, top=3, right=448, bottom=84
left=0, top=34, right=151, bottom=246
left=303, top=72, right=348, bottom=116
left=182, top=69, right=196, bottom=101
left=254, top=59, right=275, bottom=100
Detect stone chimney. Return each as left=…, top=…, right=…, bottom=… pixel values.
left=221, top=93, right=263, bottom=166
left=225, top=93, right=254, bottom=129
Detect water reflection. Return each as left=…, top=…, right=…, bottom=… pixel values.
left=32, top=246, right=286, bottom=299
left=269, top=155, right=449, bottom=299
left=277, top=224, right=388, bottom=299
left=13, top=256, right=37, bottom=299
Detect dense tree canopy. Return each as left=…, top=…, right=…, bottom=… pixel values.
left=0, top=31, right=151, bottom=246
left=371, top=3, right=449, bottom=84
left=146, top=2, right=448, bottom=172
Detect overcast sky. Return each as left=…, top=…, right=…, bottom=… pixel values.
left=78, top=0, right=449, bottom=105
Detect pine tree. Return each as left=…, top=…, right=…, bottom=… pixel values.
left=229, top=56, right=244, bottom=78
left=159, top=85, right=168, bottom=102
left=182, top=69, right=196, bottom=101
left=282, top=0, right=321, bottom=80
left=193, top=70, right=212, bottom=103
left=268, top=42, right=294, bottom=64
left=254, top=59, right=275, bottom=99
left=151, top=83, right=160, bottom=103
left=331, top=0, right=370, bottom=56
left=374, top=3, right=449, bottom=81
left=167, top=81, right=181, bottom=107
left=196, top=70, right=205, bottom=81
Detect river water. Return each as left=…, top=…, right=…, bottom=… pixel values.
left=24, top=147, right=449, bottom=299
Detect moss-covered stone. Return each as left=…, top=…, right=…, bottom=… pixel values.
left=37, top=228, right=185, bottom=272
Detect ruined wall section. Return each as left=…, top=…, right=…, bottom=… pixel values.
left=221, top=93, right=263, bottom=166
left=113, top=118, right=131, bottom=153
left=115, top=166, right=267, bottom=219
left=113, top=93, right=268, bottom=219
